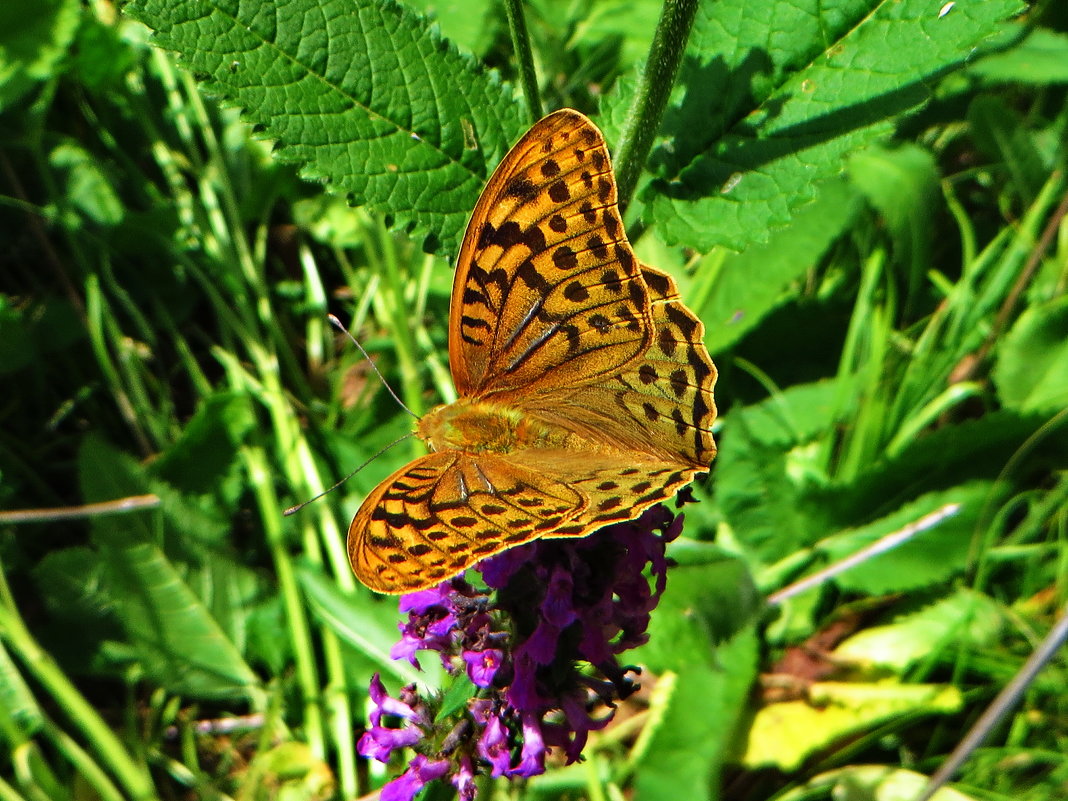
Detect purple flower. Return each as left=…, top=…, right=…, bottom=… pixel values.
left=452, top=754, right=476, bottom=801
left=380, top=755, right=449, bottom=801
left=358, top=675, right=424, bottom=763
left=359, top=503, right=687, bottom=795
left=463, top=647, right=503, bottom=687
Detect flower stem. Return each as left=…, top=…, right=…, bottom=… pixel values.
left=613, top=0, right=700, bottom=210
left=504, top=0, right=542, bottom=121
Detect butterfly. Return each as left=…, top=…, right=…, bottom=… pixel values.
left=348, top=109, right=717, bottom=594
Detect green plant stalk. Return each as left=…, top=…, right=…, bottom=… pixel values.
left=0, top=774, right=29, bottom=801
left=84, top=275, right=154, bottom=457
left=884, top=382, right=984, bottom=458
left=504, top=0, right=542, bottom=121
left=230, top=335, right=358, bottom=796
left=828, top=250, right=889, bottom=480
left=174, top=38, right=361, bottom=784
left=12, top=741, right=64, bottom=801
left=613, top=0, right=699, bottom=210
left=241, top=442, right=327, bottom=758
left=370, top=216, right=428, bottom=460
left=299, top=243, right=329, bottom=372
left=41, top=723, right=127, bottom=801
left=0, top=565, right=157, bottom=801
left=263, top=368, right=358, bottom=797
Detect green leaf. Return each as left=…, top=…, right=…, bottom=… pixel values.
left=645, top=0, right=1023, bottom=251
left=968, top=95, right=1050, bottom=205
left=993, top=296, right=1068, bottom=415
left=151, top=391, right=255, bottom=497
left=79, top=436, right=259, bottom=700
left=631, top=552, right=760, bottom=801
left=714, top=381, right=844, bottom=560
left=124, top=0, right=527, bottom=255
left=631, top=630, right=758, bottom=801
left=834, top=588, right=1004, bottom=672
left=695, top=177, right=861, bottom=353
left=295, top=566, right=430, bottom=686
left=818, top=482, right=997, bottom=595
left=743, top=681, right=963, bottom=771
left=50, top=141, right=125, bottom=227
left=966, top=24, right=1068, bottom=85
left=778, top=765, right=981, bottom=801
left=403, top=0, right=498, bottom=58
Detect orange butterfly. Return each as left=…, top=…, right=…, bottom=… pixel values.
left=348, top=109, right=717, bottom=593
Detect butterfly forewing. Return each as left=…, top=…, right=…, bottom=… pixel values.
left=449, top=110, right=653, bottom=398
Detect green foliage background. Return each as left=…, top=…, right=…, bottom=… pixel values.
left=0, top=0, right=1066, bottom=800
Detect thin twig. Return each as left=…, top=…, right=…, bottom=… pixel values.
left=0, top=494, right=160, bottom=524
left=913, top=603, right=1068, bottom=801
left=767, top=503, right=962, bottom=606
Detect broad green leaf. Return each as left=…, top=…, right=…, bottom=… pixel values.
left=778, top=766, right=980, bottom=801
left=79, top=436, right=260, bottom=700
left=31, top=546, right=119, bottom=669
left=695, top=177, right=862, bottom=353
left=125, top=0, right=527, bottom=256
left=50, top=141, right=125, bottom=227
left=296, top=566, right=431, bottom=687
left=714, top=381, right=844, bottom=560
left=818, top=482, right=996, bottom=595
left=403, top=0, right=498, bottom=58
left=743, top=681, right=962, bottom=770
left=834, top=588, right=1004, bottom=671
left=97, top=537, right=261, bottom=699
left=631, top=629, right=758, bottom=801
left=631, top=551, right=760, bottom=801
left=993, top=296, right=1068, bottom=415
left=966, top=24, right=1068, bottom=85
left=645, top=0, right=1022, bottom=251
left=151, top=392, right=255, bottom=498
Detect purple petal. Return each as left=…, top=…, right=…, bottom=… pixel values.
left=451, top=754, right=477, bottom=801
left=357, top=724, right=421, bottom=763
left=477, top=712, right=512, bottom=777
left=508, top=712, right=547, bottom=777
left=379, top=755, right=449, bottom=801
left=389, top=635, right=425, bottom=667
left=541, top=566, right=577, bottom=628
left=398, top=588, right=451, bottom=614
left=367, top=674, right=417, bottom=726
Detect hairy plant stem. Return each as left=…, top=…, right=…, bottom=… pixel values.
left=614, top=0, right=699, bottom=211
left=504, top=0, right=542, bottom=121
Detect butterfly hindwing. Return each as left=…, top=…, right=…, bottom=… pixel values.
left=449, top=110, right=654, bottom=399
left=348, top=451, right=587, bottom=594
left=517, top=263, right=718, bottom=468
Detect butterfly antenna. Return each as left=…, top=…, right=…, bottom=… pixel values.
left=283, top=433, right=414, bottom=516
left=329, top=313, right=418, bottom=420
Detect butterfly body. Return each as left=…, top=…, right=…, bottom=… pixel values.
left=417, top=399, right=570, bottom=455
left=349, top=109, right=717, bottom=594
